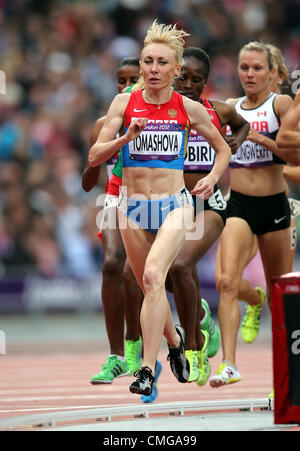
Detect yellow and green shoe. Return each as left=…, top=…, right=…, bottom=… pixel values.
left=201, top=298, right=221, bottom=358
left=196, top=330, right=211, bottom=386
left=125, top=337, right=142, bottom=375
left=185, top=350, right=200, bottom=382
left=241, top=287, right=266, bottom=344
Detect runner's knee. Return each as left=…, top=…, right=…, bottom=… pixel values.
left=123, top=262, right=136, bottom=284
left=143, top=261, right=164, bottom=294
left=217, top=273, right=239, bottom=296
left=102, top=252, right=124, bottom=278
left=169, top=258, right=192, bottom=282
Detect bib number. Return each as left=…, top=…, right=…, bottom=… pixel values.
left=208, top=189, right=227, bottom=211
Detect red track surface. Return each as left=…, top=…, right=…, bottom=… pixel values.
left=0, top=341, right=274, bottom=424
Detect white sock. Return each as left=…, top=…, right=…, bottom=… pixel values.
left=110, top=354, right=126, bottom=361
left=223, top=360, right=238, bottom=370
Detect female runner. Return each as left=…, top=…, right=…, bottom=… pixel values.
left=211, top=42, right=297, bottom=388
left=88, top=20, right=231, bottom=395
left=169, top=46, right=249, bottom=386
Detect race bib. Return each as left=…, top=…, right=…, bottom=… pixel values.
left=184, top=134, right=215, bottom=171
left=104, top=194, right=118, bottom=210
left=208, top=189, right=227, bottom=211
left=128, top=123, right=183, bottom=161
left=230, top=139, right=273, bottom=168
left=289, top=198, right=300, bottom=219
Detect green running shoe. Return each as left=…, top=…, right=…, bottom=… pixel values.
left=241, top=286, right=265, bottom=344
left=201, top=298, right=221, bottom=358
left=90, top=355, right=130, bottom=384
left=125, top=337, right=142, bottom=375
left=196, top=330, right=211, bottom=386
left=185, top=350, right=200, bottom=382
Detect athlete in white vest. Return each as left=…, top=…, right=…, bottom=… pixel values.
left=234, top=45, right=299, bottom=329
left=211, top=41, right=296, bottom=388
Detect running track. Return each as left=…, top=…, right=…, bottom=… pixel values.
left=0, top=339, right=275, bottom=430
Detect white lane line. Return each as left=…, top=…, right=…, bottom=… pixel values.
left=0, top=403, right=136, bottom=414
left=1, top=387, right=271, bottom=403
left=0, top=383, right=271, bottom=396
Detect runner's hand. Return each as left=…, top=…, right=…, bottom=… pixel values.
left=247, top=127, right=263, bottom=145
left=224, top=136, right=239, bottom=154
left=190, top=174, right=217, bottom=200
left=126, top=118, right=148, bottom=142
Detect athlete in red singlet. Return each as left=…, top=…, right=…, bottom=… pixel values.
left=88, top=21, right=231, bottom=396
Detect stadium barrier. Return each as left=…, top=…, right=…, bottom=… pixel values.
left=272, top=272, right=300, bottom=424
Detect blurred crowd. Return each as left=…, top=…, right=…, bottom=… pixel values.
left=0, top=0, right=299, bottom=278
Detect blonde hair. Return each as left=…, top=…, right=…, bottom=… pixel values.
left=266, top=44, right=290, bottom=84
left=133, top=19, right=190, bottom=91
left=238, top=41, right=274, bottom=70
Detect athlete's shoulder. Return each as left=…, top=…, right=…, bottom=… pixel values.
left=211, top=99, right=234, bottom=112
left=95, top=115, right=106, bottom=127
left=225, top=97, right=240, bottom=106
left=114, top=92, right=131, bottom=102
left=108, top=92, right=131, bottom=116
left=182, top=96, right=213, bottom=129
left=211, top=99, right=237, bottom=121
left=201, top=97, right=213, bottom=108
left=274, top=92, right=292, bottom=100
left=181, top=94, right=203, bottom=112
left=273, top=93, right=293, bottom=116
left=273, top=93, right=293, bottom=103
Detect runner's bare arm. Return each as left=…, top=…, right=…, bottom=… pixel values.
left=283, top=165, right=300, bottom=184
left=82, top=116, right=106, bottom=191
left=88, top=94, right=148, bottom=167
left=247, top=95, right=300, bottom=165
left=184, top=98, right=231, bottom=197
left=277, top=91, right=300, bottom=149
left=218, top=101, right=250, bottom=150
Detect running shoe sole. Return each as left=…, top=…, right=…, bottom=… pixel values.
left=129, top=367, right=154, bottom=395
left=167, top=325, right=190, bottom=383
left=141, top=360, right=163, bottom=403
left=209, top=377, right=242, bottom=388
left=130, top=385, right=152, bottom=395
